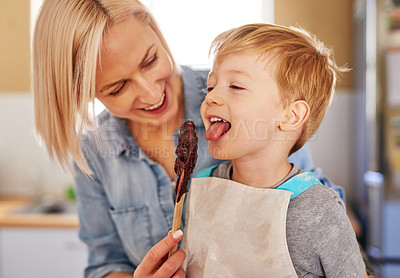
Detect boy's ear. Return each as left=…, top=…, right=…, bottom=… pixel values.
left=279, top=100, right=310, bottom=131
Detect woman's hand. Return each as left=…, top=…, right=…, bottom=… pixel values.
left=133, top=230, right=186, bottom=278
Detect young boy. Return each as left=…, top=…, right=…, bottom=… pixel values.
left=183, top=24, right=366, bottom=277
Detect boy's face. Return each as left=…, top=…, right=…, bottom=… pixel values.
left=201, top=53, right=286, bottom=160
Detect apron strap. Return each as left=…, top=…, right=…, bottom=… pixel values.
left=277, top=171, right=322, bottom=198
left=197, top=164, right=322, bottom=199
left=197, top=164, right=219, bottom=178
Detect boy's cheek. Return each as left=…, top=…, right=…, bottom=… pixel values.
left=200, top=101, right=208, bottom=125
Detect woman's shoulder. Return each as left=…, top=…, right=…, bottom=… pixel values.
left=180, top=65, right=210, bottom=126
left=180, top=65, right=210, bottom=91
left=180, top=65, right=210, bottom=80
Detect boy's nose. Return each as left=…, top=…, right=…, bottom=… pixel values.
left=205, top=88, right=224, bottom=106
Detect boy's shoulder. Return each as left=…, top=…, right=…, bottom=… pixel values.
left=287, top=185, right=365, bottom=277
left=287, top=184, right=347, bottom=239
left=289, top=184, right=345, bottom=217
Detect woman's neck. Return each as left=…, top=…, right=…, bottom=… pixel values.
left=127, top=73, right=184, bottom=180
left=132, top=119, right=180, bottom=141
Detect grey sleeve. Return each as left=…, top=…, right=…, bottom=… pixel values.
left=312, top=197, right=366, bottom=278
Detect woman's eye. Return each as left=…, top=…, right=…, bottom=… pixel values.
left=145, top=53, right=158, bottom=67
left=109, top=82, right=126, bottom=96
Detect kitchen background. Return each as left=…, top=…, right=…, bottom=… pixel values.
left=0, top=0, right=399, bottom=277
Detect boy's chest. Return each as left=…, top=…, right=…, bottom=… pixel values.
left=183, top=177, right=297, bottom=277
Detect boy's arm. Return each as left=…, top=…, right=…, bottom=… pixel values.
left=291, top=144, right=376, bottom=277
left=312, top=196, right=366, bottom=277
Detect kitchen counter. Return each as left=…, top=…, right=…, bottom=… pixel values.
left=0, top=197, right=78, bottom=228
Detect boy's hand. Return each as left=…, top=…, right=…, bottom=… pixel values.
left=133, top=230, right=186, bottom=278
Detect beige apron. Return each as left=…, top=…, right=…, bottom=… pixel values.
left=183, top=177, right=298, bottom=278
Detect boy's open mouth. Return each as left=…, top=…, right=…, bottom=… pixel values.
left=205, top=116, right=231, bottom=141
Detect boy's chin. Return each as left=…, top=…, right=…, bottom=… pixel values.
left=208, top=147, right=231, bottom=160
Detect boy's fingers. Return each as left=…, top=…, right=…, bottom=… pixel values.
left=138, top=230, right=184, bottom=275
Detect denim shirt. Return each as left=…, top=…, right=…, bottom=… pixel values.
left=74, top=65, right=344, bottom=278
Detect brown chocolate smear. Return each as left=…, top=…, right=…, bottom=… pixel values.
left=174, top=120, right=198, bottom=202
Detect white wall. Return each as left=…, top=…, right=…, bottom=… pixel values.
left=309, top=90, right=357, bottom=201
left=0, top=93, right=74, bottom=197
left=141, top=0, right=270, bottom=67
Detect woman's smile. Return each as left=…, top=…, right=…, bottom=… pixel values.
left=95, top=16, right=183, bottom=128
left=143, top=91, right=166, bottom=111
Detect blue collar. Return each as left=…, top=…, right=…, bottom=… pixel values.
left=276, top=171, right=322, bottom=198
left=197, top=165, right=321, bottom=199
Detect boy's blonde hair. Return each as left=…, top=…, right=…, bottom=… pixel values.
left=33, top=0, right=177, bottom=175
left=210, top=23, right=347, bottom=155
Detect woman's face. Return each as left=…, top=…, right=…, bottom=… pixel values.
left=96, top=16, right=181, bottom=128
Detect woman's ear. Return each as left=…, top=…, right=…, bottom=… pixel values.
left=279, top=100, right=310, bottom=131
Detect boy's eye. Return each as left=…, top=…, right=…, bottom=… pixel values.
left=230, top=84, right=244, bottom=90
left=202, top=87, right=214, bottom=94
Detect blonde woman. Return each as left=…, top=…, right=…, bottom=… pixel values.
left=32, top=0, right=347, bottom=277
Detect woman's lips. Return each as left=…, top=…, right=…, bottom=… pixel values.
left=144, top=92, right=165, bottom=111
left=142, top=91, right=168, bottom=114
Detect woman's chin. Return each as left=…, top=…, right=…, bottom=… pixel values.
left=133, top=108, right=179, bottom=129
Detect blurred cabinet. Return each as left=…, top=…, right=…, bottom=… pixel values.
left=0, top=227, right=87, bottom=278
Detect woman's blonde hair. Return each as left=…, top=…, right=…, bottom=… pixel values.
left=210, top=23, right=348, bottom=155
left=33, top=0, right=177, bottom=175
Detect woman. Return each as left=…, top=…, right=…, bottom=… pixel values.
left=32, top=0, right=348, bottom=277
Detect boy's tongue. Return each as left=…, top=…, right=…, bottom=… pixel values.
left=204, top=122, right=230, bottom=141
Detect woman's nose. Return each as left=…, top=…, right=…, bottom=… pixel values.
left=134, top=75, right=161, bottom=103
